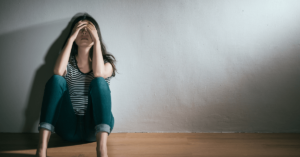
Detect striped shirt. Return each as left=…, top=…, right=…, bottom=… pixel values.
left=63, top=54, right=112, bottom=115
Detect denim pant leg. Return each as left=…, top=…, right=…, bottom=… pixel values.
left=82, top=77, right=114, bottom=142
left=38, top=75, right=81, bottom=142
left=38, top=75, right=67, bottom=133
left=55, top=87, right=81, bottom=142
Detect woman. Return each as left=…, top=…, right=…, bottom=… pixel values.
left=35, top=13, right=117, bottom=157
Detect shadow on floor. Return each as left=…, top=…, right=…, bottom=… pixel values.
left=0, top=133, right=92, bottom=156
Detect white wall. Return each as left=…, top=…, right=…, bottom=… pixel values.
left=0, top=0, right=299, bottom=133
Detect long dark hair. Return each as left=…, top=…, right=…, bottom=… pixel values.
left=61, top=13, right=117, bottom=77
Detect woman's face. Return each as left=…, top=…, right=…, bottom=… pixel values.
left=74, top=20, right=94, bottom=47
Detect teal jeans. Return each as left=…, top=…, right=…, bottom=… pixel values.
left=38, top=74, right=114, bottom=142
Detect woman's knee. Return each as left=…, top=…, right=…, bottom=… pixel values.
left=46, top=74, right=67, bottom=88
left=89, top=77, right=110, bottom=92
left=91, top=77, right=107, bottom=86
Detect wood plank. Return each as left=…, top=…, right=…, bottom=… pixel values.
left=0, top=133, right=299, bottom=157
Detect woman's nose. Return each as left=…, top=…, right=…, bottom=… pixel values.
left=81, top=28, right=88, bottom=34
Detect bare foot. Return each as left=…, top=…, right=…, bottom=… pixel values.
left=96, top=146, right=108, bottom=157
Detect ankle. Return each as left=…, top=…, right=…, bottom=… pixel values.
left=96, top=147, right=108, bottom=157
left=97, top=146, right=107, bottom=152
left=96, top=144, right=107, bottom=150
left=36, top=149, right=47, bottom=157
left=37, top=147, right=47, bottom=151
left=97, top=143, right=107, bottom=149
left=37, top=145, right=47, bottom=151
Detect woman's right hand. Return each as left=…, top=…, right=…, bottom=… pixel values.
left=69, top=20, right=87, bottom=42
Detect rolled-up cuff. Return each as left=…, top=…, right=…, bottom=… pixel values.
left=38, top=122, right=55, bottom=134
left=95, top=124, right=111, bottom=136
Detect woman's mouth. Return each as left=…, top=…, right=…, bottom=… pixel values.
left=81, top=38, right=88, bottom=40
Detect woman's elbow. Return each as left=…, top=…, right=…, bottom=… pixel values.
left=93, top=72, right=105, bottom=78
left=53, top=69, right=63, bottom=76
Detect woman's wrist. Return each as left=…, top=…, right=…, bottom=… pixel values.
left=94, top=39, right=100, bottom=45
left=68, top=37, right=75, bottom=43
left=93, top=40, right=101, bottom=48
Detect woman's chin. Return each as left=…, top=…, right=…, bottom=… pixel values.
left=77, top=42, right=94, bottom=47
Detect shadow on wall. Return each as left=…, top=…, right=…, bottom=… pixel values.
left=0, top=13, right=92, bottom=154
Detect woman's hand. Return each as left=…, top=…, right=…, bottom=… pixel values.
left=69, top=20, right=87, bottom=42
left=86, top=22, right=100, bottom=44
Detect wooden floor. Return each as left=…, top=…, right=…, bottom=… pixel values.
left=0, top=133, right=300, bottom=157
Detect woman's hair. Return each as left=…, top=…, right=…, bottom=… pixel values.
left=61, top=13, right=117, bottom=77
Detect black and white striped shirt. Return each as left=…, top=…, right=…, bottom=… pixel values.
left=63, top=54, right=112, bottom=115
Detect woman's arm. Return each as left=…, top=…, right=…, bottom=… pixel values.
left=54, top=20, right=87, bottom=76
left=86, top=22, right=113, bottom=78
left=92, top=41, right=113, bottom=78
left=53, top=38, right=73, bottom=76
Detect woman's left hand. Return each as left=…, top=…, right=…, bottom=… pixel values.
left=86, top=22, right=100, bottom=44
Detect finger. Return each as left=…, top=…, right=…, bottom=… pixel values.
left=85, top=26, right=94, bottom=35
left=72, top=24, right=85, bottom=33
left=75, top=25, right=87, bottom=33
left=88, top=22, right=95, bottom=26
left=86, top=24, right=93, bottom=30
left=88, top=23, right=96, bottom=29
left=84, top=24, right=92, bottom=31
left=73, top=24, right=86, bottom=32
left=86, top=27, right=96, bottom=34
left=85, top=27, right=92, bottom=34
left=75, top=20, right=83, bottom=27
left=87, top=24, right=96, bottom=31
left=77, top=23, right=87, bottom=28
left=89, top=21, right=95, bottom=26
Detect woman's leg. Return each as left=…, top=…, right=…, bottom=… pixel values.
left=83, top=77, right=114, bottom=156
left=36, top=75, right=67, bottom=156
left=54, top=89, right=81, bottom=142
left=35, top=128, right=51, bottom=157
left=36, top=75, right=80, bottom=156
left=38, top=75, right=67, bottom=133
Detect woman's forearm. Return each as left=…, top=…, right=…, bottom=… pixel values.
left=53, top=38, right=74, bottom=76
left=92, top=41, right=105, bottom=77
